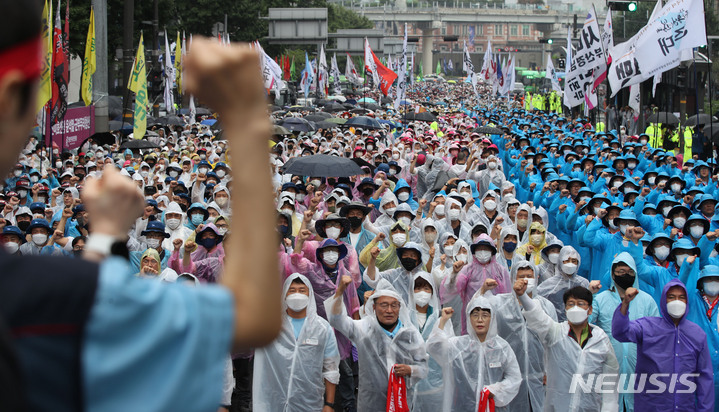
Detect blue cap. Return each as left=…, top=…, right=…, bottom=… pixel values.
left=2, top=225, right=24, bottom=241
left=26, top=218, right=51, bottom=234
left=28, top=202, right=46, bottom=212
left=141, top=220, right=170, bottom=238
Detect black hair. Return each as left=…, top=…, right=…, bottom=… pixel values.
left=290, top=277, right=306, bottom=286
left=562, top=286, right=593, bottom=306
left=469, top=307, right=491, bottom=316
left=413, top=276, right=433, bottom=292
left=71, top=235, right=87, bottom=248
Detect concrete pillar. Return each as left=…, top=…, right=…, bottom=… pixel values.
left=422, top=28, right=433, bottom=76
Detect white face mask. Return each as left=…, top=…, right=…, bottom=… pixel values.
left=447, top=208, right=461, bottom=221
left=166, top=218, right=181, bottom=230
left=525, top=277, right=536, bottom=293
left=32, top=233, right=48, bottom=246
left=487, top=162, right=498, bottom=170
left=215, top=197, right=229, bottom=207
left=285, top=293, right=310, bottom=312
left=484, top=199, right=497, bottom=211
left=547, top=253, right=559, bottom=264
left=566, top=306, right=588, bottom=324
left=295, top=193, right=305, bottom=202
left=435, top=204, right=445, bottom=216
left=146, top=238, right=161, bottom=249
left=475, top=250, right=492, bottom=263
left=530, top=234, right=543, bottom=246
left=456, top=253, right=468, bottom=263
left=666, top=300, right=686, bottom=319
left=374, top=178, right=384, bottom=187
left=169, top=171, right=179, bottom=178
left=647, top=177, right=656, bottom=185
left=703, top=280, right=719, bottom=296
left=392, top=153, right=400, bottom=160
left=690, top=225, right=705, bottom=239
left=397, top=192, right=410, bottom=202
left=323, top=250, right=339, bottom=266
left=674, top=254, right=689, bottom=267
left=325, top=227, right=341, bottom=240
left=414, top=291, right=432, bottom=307
left=216, top=170, right=226, bottom=178
left=662, top=206, right=672, bottom=216
left=398, top=217, right=411, bottom=227
left=654, top=245, right=670, bottom=261
left=4, top=241, right=19, bottom=254
left=140, top=170, right=149, bottom=178
left=673, top=217, right=686, bottom=229
left=608, top=219, right=618, bottom=230
left=561, top=262, right=578, bottom=275
left=619, top=224, right=628, bottom=235
left=516, top=218, right=528, bottom=228
left=384, top=207, right=396, bottom=216
left=198, top=167, right=209, bottom=175
left=424, top=232, right=437, bottom=244
left=392, top=233, right=407, bottom=246
left=671, top=183, right=682, bottom=193
left=444, top=244, right=454, bottom=256
left=311, top=179, right=322, bottom=188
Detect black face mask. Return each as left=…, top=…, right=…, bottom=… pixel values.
left=400, top=257, right=419, bottom=271
left=613, top=274, right=635, bottom=290
left=179, top=203, right=189, bottom=212
left=348, top=216, right=363, bottom=229
left=17, top=220, right=30, bottom=232
left=73, top=249, right=83, bottom=257
left=362, top=188, right=374, bottom=197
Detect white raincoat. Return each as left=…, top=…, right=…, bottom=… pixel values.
left=535, top=246, right=589, bottom=322
left=427, top=295, right=522, bottom=411
left=480, top=260, right=558, bottom=411
left=163, top=201, right=194, bottom=250
left=520, top=282, right=620, bottom=411
left=253, top=273, right=340, bottom=412
left=325, top=279, right=428, bottom=412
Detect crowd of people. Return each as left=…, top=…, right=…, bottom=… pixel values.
left=2, top=3, right=719, bottom=410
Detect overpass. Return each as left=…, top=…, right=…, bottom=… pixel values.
left=333, top=0, right=604, bottom=73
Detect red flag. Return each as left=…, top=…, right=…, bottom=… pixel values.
left=50, top=0, right=68, bottom=124
left=371, top=50, right=397, bottom=96
left=385, top=366, right=409, bottom=412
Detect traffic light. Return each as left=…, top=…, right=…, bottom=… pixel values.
left=677, top=67, right=687, bottom=88
left=558, top=58, right=566, bottom=70
left=608, top=1, right=637, bottom=11
left=539, top=39, right=553, bottom=44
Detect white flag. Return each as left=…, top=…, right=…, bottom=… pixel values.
left=163, top=30, right=175, bottom=114
left=564, top=8, right=604, bottom=109
left=364, top=38, right=380, bottom=86
left=479, top=40, right=492, bottom=82
left=318, top=44, right=328, bottom=97
left=394, top=24, right=408, bottom=110
left=546, top=55, right=561, bottom=92
left=345, top=54, right=361, bottom=85
left=255, top=41, right=284, bottom=95
left=501, top=54, right=515, bottom=96
left=189, top=94, right=196, bottom=124
left=609, top=0, right=705, bottom=94
left=330, top=53, right=342, bottom=96
left=463, top=41, right=479, bottom=97
left=628, top=83, right=641, bottom=113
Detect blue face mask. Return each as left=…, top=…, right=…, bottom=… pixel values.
left=197, top=236, right=218, bottom=250
left=191, top=214, right=205, bottom=226
left=503, top=241, right=518, bottom=253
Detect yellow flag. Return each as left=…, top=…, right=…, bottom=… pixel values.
left=174, top=31, right=182, bottom=94
left=81, top=8, right=96, bottom=106
left=128, top=34, right=147, bottom=140
left=36, top=0, right=53, bottom=113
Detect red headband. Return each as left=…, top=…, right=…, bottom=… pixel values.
left=0, top=35, right=42, bottom=82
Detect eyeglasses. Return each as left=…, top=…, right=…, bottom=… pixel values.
left=376, top=302, right=400, bottom=310
left=613, top=270, right=634, bottom=276
left=469, top=311, right=491, bottom=320
left=565, top=302, right=589, bottom=309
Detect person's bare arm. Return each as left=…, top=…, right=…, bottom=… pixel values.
left=185, top=38, right=281, bottom=349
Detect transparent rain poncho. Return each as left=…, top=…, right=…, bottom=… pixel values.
left=325, top=279, right=428, bottom=412
left=479, top=259, right=558, bottom=411
left=426, top=295, right=522, bottom=411
left=253, top=273, right=340, bottom=411
left=535, top=246, right=589, bottom=322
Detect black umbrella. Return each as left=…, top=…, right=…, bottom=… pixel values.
left=195, top=107, right=212, bottom=115
left=288, top=106, right=315, bottom=112
left=314, top=121, right=339, bottom=130
left=685, top=114, right=717, bottom=127
left=704, top=123, right=719, bottom=143
left=281, top=117, right=315, bottom=133
left=107, top=96, right=123, bottom=119
left=647, top=112, right=680, bottom=125
left=315, top=99, right=332, bottom=106
left=269, top=105, right=282, bottom=112
left=473, top=126, right=504, bottom=135
left=344, top=116, right=382, bottom=130
left=342, top=103, right=356, bottom=109
left=273, top=125, right=292, bottom=136
left=359, top=103, right=381, bottom=111
left=157, top=115, right=185, bottom=126
left=405, top=111, right=438, bottom=123
left=350, top=157, right=374, bottom=170
left=282, top=154, right=364, bottom=177
left=304, top=113, right=332, bottom=122
left=323, top=103, right=346, bottom=112
left=350, top=108, right=373, bottom=115
left=380, top=96, right=393, bottom=105
left=120, top=139, right=160, bottom=149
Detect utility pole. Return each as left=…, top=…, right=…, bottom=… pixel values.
left=152, top=0, right=160, bottom=117
left=122, top=0, right=134, bottom=123
left=93, top=0, right=109, bottom=132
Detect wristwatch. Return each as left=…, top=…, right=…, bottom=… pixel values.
left=324, top=401, right=335, bottom=408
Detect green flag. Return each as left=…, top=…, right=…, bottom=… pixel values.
left=436, top=60, right=441, bottom=75
left=419, top=61, right=423, bottom=76
left=290, top=57, right=295, bottom=80
left=129, top=33, right=147, bottom=140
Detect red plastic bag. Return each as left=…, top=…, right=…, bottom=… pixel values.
left=478, top=387, right=495, bottom=412
left=386, top=365, right=410, bottom=412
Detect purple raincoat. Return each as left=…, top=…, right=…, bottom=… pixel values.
left=612, top=279, right=715, bottom=412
